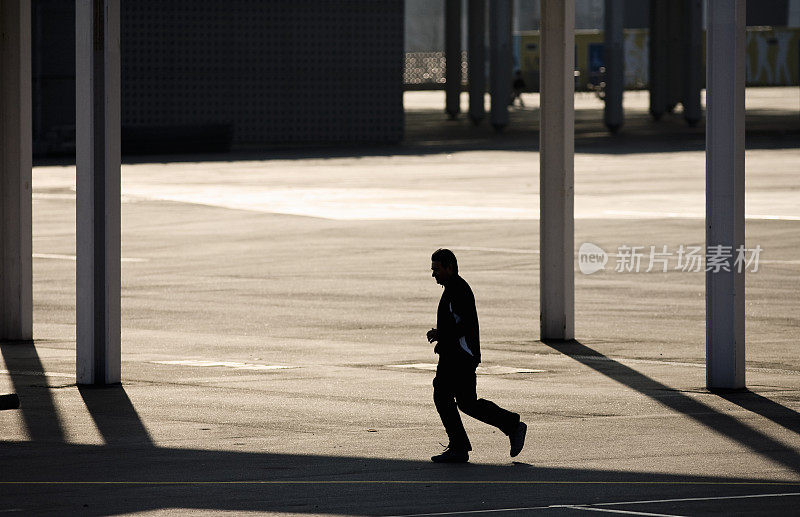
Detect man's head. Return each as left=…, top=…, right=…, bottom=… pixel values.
left=431, top=248, right=458, bottom=285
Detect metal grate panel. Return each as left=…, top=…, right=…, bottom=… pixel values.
left=121, top=0, right=404, bottom=146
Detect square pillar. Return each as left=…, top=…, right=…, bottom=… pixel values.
left=445, top=0, right=462, bottom=119
left=649, top=0, right=669, bottom=120
left=76, top=0, right=121, bottom=385
left=1, top=0, right=33, bottom=342
left=706, top=0, right=746, bottom=390
left=681, top=0, right=703, bottom=126
left=603, top=0, right=625, bottom=133
left=666, top=0, right=683, bottom=113
left=467, top=0, right=486, bottom=124
left=489, top=0, right=511, bottom=131
left=539, top=0, right=575, bottom=341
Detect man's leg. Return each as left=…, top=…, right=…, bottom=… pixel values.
left=433, top=373, right=472, bottom=451
left=454, top=369, right=520, bottom=436
left=460, top=397, right=520, bottom=435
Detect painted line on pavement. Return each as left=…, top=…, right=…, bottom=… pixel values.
left=592, top=491, right=800, bottom=507
left=387, top=364, right=545, bottom=374
left=449, top=246, right=539, bottom=254
left=2, top=481, right=797, bottom=485
left=385, top=492, right=800, bottom=517
left=0, top=369, right=74, bottom=379
left=383, top=504, right=556, bottom=516
left=603, top=210, right=800, bottom=221
left=33, top=253, right=148, bottom=263
left=438, top=246, right=800, bottom=266
left=150, top=360, right=297, bottom=371
left=556, top=507, right=681, bottom=516
left=32, top=193, right=76, bottom=201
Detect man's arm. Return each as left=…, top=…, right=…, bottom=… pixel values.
left=447, top=286, right=479, bottom=360
left=449, top=288, right=477, bottom=340
left=427, top=328, right=442, bottom=354
left=426, top=328, right=438, bottom=343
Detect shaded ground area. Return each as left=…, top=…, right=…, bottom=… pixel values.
left=3, top=87, right=800, bottom=515
left=402, top=89, right=800, bottom=156
left=31, top=87, right=800, bottom=166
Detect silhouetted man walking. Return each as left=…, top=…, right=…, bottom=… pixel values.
left=427, top=248, right=526, bottom=463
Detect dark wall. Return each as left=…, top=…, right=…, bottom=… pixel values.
left=747, top=0, right=789, bottom=26
left=624, top=0, right=649, bottom=29
left=32, top=0, right=75, bottom=155
left=32, top=0, right=405, bottom=155
left=632, top=0, right=790, bottom=30
left=121, top=0, right=404, bottom=148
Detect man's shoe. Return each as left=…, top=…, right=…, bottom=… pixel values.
left=509, top=421, right=527, bottom=457
left=431, top=447, right=469, bottom=463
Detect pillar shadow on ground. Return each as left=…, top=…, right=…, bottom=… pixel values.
left=78, top=384, right=153, bottom=446
left=541, top=339, right=800, bottom=476
left=0, top=340, right=152, bottom=448
left=0, top=340, right=66, bottom=443
left=717, top=389, right=800, bottom=436
left=3, top=339, right=800, bottom=515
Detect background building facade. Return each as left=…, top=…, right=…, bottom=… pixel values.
left=33, top=0, right=404, bottom=155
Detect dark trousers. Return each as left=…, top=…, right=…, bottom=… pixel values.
left=433, top=357, right=520, bottom=451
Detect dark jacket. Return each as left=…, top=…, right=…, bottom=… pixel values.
left=436, top=274, right=481, bottom=365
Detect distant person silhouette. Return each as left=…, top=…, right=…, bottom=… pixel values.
left=426, top=248, right=526, bottom=463
left=510, top=70, right=526, bottom=107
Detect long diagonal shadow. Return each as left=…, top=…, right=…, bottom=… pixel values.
left=717, top=390, right=800, bottom=436
left=3, top=340, right=800, bottom=514
left=79, top=385, right=154, bottom=446
left=0, top=341, right=66, bottom=443
left=1, top=340, right=151, bottom=447
left=542, top=339, right=800, bottom=476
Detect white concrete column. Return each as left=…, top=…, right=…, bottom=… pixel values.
left=489, top=0, right=511, bottom=131
left=706, top=0, right=746, bottom=390
left=76, top=0, right=121, bottom=385
left=681, top=0, right=703, bottom=127
left=445, top=0, right=462, bottom=119
left=1, top=0, right=33, bottom=342
left=468, top=0, right=486, bottom=124
left=603, top=0, right=624, bottom=133
left=539, top=0, right=574, bottom=341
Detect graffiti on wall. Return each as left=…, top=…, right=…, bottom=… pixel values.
left=518, top=27, right=800, bottom=91
left=747, top=29, right=800, bottom=85
left=519, top=29, right=650, bottom=91
left=624, top=30, right=649, bottom=89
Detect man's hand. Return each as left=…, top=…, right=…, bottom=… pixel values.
left=426, top=328, right=438, bottom=344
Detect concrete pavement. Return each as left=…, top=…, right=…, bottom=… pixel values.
left=1, top=88, right=800, bottom=515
